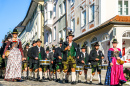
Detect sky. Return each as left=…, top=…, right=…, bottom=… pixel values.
left=0, top=0, right=31, bottom=46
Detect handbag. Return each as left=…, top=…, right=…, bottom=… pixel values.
left=117, top=59, right=124, bottom=65
left=5, top=42, right=18, bottom=57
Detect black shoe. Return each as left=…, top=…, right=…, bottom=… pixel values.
left=71, top=81, right=76, bottom=85
left=33, top=78, right=38, bottom=81
left=49, top=78, right=52, bottom=81
left=56, top=79, right=60, bottom=82
left=78, top=80, right=81, bottom=83
left=62, top=79, right=65, bottom=84
left=84, top=81, right=88, bottom=84
left=90, top=81, right=92, bottom=84
left=65, top=80, right=69, bottom=83
left=39, top=79, right=44, bottom=82
left=98, top=82, right=103, bottom=85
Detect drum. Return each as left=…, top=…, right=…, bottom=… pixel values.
left=40, top=60, right=50, bottom=65
left=76, top=66, right=83, bottom=71
left=84, top=64, right=92, bottom=69
left=98, top=65, right=104, bottom=70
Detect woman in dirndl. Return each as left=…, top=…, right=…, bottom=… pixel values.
left=104, top=39, right=127, bottom=86
left=2, top=29, right=25, bottom=81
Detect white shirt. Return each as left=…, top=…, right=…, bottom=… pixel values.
left=69, top=42, right=72, bottom=47
left=83, top=52, right=86, bottom=58
left=37, top=46, right=41, bottom=52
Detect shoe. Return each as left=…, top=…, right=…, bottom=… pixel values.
left=78, top=80, right=81, bottom=83
left=71, top=81, right=76, bottom=85
left=98, top=82, right=103, bottom=85
left=65, top=80, right=69, bottom=83
left=90, top=81, right=92, bottom=84
left=39, top=79, right=44, bottom=82
left=62, top=79, right=65, bottom=84
left=56, top=79, right=60, bottom=82
left=33, top=78, right=38, bottom=81
left=49, top=78, right=52, bottom=81
left=84, top=81, right=88, bottom=84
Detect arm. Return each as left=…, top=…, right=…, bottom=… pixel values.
left=42, top=48, right=47, bottom=60
left=108, top=50, right=112, bottom=63
left=27, top=48, right=32, bottom=58
left=89, top=50, right=96, bottom=61
left=31, top=47, right=36, bottom=59
left=119, top=51, right=122, bottom=58
left=19, top=40, right=24, bottom=57
left=3, top=41, right=11, bottom=55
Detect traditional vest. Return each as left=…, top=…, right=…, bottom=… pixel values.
left=68, top=44, right=76, bottom=57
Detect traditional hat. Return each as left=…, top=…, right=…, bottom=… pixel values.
left=7, top=34, right=12, bottom=39
left=112, top=39, right=118, bottom=43
left=68, top=31, right=74, bottom=37
left=32, top=40, right=36, bottom=45
left=25, top=43, right=29, bottom=47
left=46, top=46, right=50, bottom=51
left=36, top=39, right=42, bottom=43
left=59, top=38, right=63, bottom=44
left=12, top=29, right=18, bottom=34
left=81, top=44, right=86, bottom=49
left=94, top=42, right=100, bottom=46
left=52, top=45, right=55, bottom=50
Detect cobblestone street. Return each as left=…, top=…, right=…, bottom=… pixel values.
left=0, top=79, right=129, bottom=86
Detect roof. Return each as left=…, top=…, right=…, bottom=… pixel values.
left=73, top=15, right=130, bottom=41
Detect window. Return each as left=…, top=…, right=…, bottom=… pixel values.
left=71, top=0, right=75, bottom=6
left=63, top=29, right=66, bottom=41
left=63, top=1, right=66, bottom=14
left=91, top=37, right=97, bottom=43
left=59, top=4, right=62, bottom=17
left=118, top=0, right=129, bottom=15
left=50, top=32, right=52, bottom=43
left=45, top=6, right=47, bottom=21
left=54, top=27, right=56, bottom=41
left=89, top=4, right=94, bottom=22
left=71, top=19, right=75, bottom=32
left=59, top=31, right=62, bottom=41
left=50, top=11, right=53, bottom=19
left=46, top=33, right=49, bottom=44
left=81, top=10, right=86, bottom=27
left=53, top=4, right=56, bottom=17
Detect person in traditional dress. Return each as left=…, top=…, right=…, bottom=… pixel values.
left=89, top=42, right=104, bottom=85
left=63, top=31, right=79, bottom=84
left=2, top=29, right=25, bottom=82
left=77, top=44, right=89, bottom=83
left=22, top=43, right=29, bottom=80
left=52, top=46, right=56, bottom=80
left=31, top=39, right=47, bottom=82
left=28, top=41, right=37, bottom=80
left=105, top=39, right=127, bottom=86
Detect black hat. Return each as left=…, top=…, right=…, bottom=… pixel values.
left=36, top=39, right=42, bottom=43
left=32, top=40, right=36, bottom=45
left=81, top=44, right=86, bottom=49
left=94, top=42, right=100, bottom=46
left=68, top=31, right=74, bottom=37
left=46, top=46, right=50, bottom=51
left=25, top=43, right=29, bottom=47
left=59, top=38, right=63, bottom=44
left=12, top=29, right=18, bottom=34
left=52, top=45, right=55, bottom=50
left=112, top=39, right=118, bottom=43
left=7, top=34, right=12, bottom=39
left=66, top=36, right=68, bottom=38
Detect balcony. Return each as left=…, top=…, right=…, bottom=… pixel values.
left=44, top=19, right=52, bottom=31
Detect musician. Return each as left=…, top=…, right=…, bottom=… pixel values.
left=77, top=44, right=89, bottom=83
left=45, top=46, right=54, bottom=81
left=22, top=43, right=29, bottom=80
left=31, top=39, right=47, bottom=82
left=89, top=42, right=104, bottom=85
left=52, top=46, right=56, bottom=80
left=63, top=31, right=79, bottom=84
left=55, top=39, right=63, bottom=82
left=28, top=41, right=37, bottom=80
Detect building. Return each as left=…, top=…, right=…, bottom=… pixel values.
left=66, top=0, right=130, bottom=64
left=44, top=0, right=67, bottom=50
left=18, top=0, right=44, bottom=47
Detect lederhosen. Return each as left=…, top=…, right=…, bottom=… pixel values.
left=90, top=49, right=104, bottom=73
left=22, top=49, right=29, bottom=70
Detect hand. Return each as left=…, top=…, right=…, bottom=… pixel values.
left=45, top=58, right=47, bottom=60
left=2, top=55, right=5, bottom=59
left=81, top=60, right=85, bottom=63
left=95, top=58, right=99, bottom=61
left=58, top=56, right=62, bottom=59
left=77, top=56, right=79, bottom=59
left=35, top=57, right=38, bottom=60
left=24, top=58, right=26, bottom=60
left=67, top=46, right=70, bottom=50
left=117, top=57, right=120, bottom=60
left=101, top=57, right=104, bottom=59
left=110, top=63, right=113, bottom=66
left=51, top=61, right=53, bottom=64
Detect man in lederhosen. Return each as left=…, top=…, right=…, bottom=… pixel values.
left=63, top=31, right=79, bottom=84
left=55, top=39, right=63, bottom=82
left=89, top=42, right=104, bottom=85
left=22, top=43, right=29, bottom=80
left=77, top=44, right=89, bottom=83
left=27, top=41, right=37, bottom=80
left=31, top=39, right=47, bottom=82
left=52, top=45, right=56, bottom=80
left=45, top=46, right=54, bottom=81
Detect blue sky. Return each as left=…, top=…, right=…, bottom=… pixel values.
left=0, top=0, right=31, bottom=46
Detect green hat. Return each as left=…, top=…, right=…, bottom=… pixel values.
left=94, top=42, right=100, bottom=46
left=68, top=31, right=74, bottom=37
left=81, top=44, right=86, bottom=49
left=46, top=46, right=50, bottom=51
left=36, top=39, right=42, bottom=43
left=12, top=29, right=18, bottom=34
left=32, top=40, right=36, bottom=45
left=52, top=45, right=55, bottom=50
left=59, top=38, right=63, bottom=44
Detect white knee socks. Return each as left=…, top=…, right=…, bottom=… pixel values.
left=35, top=72, right=38, bottom=78
left=90, top=74, right=94, bottom=81
left=72, top=72, right=76, bottom=81
left=39, top=71, right=42, bottom=80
